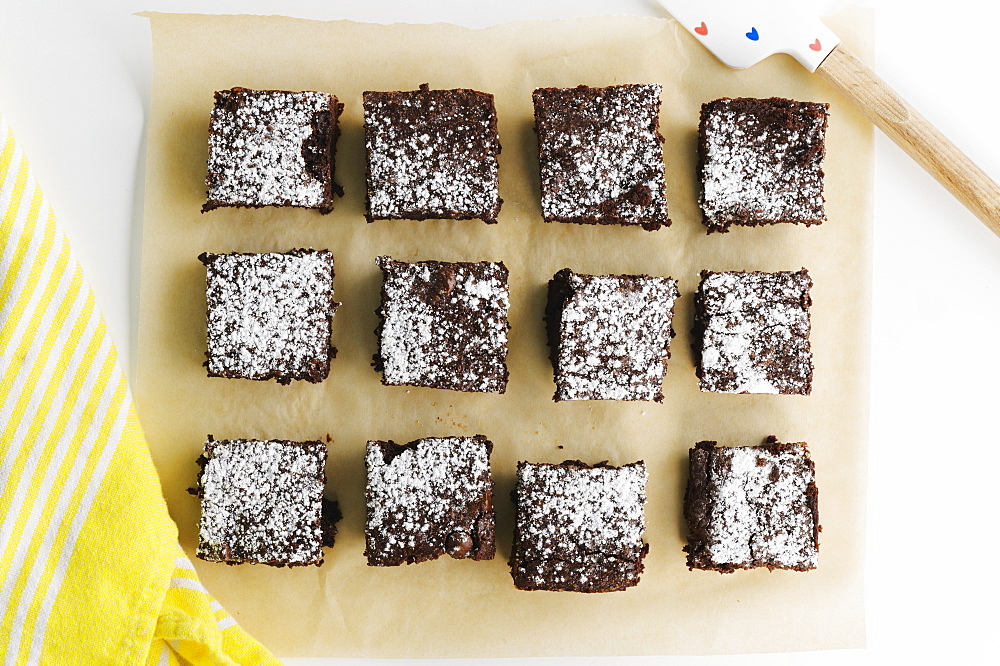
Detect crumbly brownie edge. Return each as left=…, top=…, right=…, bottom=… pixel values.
left=363, top=435, right=496, bottom=566
left=544, top=269, right=575, bottom=401
left=199, top=249, right=339, bottom=385
left=189, top=436, right=338, bottom=567
left=683, top=438, right=820, bottom=573
left=697, top=97, right=829, bottom=233
left=509, top=459, right=649, bottom=592
left=363, top=84, right=503, bottom=224
left=532, top=84, right=670, bottom=232
left=202, top=88, right=343, bottom=214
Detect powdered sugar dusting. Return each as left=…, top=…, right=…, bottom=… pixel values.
left=534, top=84, right=668, bottom=226
left=704, top=445, right=817, bottom=569
left=365, top=437, right=492, bottom=565
left=697, top=270, right=812, bottom=394
left=375, top=256, right=509, bottom=393
left=512, top=461, right=647, bottom=590
left=203, top=250, right=336, bottom=382
left=197, top=439, right=326, bottom=565
left=206, top=89, right=334, bottom=209
left=700, top=98, right=827, bottom=230
left=554, top=271, right=678, bottom=401
left=364, top=86, right=501, bottom=222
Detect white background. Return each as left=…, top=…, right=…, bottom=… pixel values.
left=1, top=1, right=997, bottom=664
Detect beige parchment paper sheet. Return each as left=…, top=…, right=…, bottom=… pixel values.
left=136, top=9, right=873, bottom=658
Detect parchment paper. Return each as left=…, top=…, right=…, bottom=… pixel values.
left=136, top=10, right=873, bottom=657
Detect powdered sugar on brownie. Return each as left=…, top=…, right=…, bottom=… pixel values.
left=206, top=89, right=336, bottom=210
left=696, top=269, right=812, bottom=394
left=197, top=439, right=326, bottom=565
left=202, top=249, right=336, bottom=383
left=699, top=97, right=828, bottom=231
left=511, top=461, right=648, bottom=592
left=687, top=441, right=819, bottom=571
left=375, top=256, right=509, bottom=393
left=364, top=85, right=502, bottom=222
left=551, top=270, right=678, bottom=401
left=365, top=437, right=494, bottom=566
left=533, top=84, right=669, bottom=230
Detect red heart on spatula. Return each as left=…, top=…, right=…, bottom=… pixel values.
left=694, top=22, right=708, bottom=36
left=809, top=39, right=822, bottom=51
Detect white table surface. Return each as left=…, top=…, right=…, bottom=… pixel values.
left=1, top=0, right=997, bottom=663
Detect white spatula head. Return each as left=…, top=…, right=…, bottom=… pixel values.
left=656, top=0, right=840, bottom=72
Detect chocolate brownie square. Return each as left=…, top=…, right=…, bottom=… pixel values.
left=200, top=249, right=338, bottom=384
left=373, top=256, right=509, bottom=393
left=191, top=437, right=340, bottom=567
left=364, top=436, right=495, bottom=566
left=203, top=87, right=343, bottom=213
left=532, top=84, right=669, bottom=231
left=693, top=269, right=812, bottom=394
left=684, top=438, right=820, bottom=573
left=510, top=460, right=648, bottom=592
left=698, top=97, right=829, bottom=233
left=546, top=269, right=679, bottom=402
left=363, top=83, right=502, bottom=223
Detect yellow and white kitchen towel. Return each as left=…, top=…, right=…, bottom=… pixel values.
left=0, top=115, right=281, bottom=665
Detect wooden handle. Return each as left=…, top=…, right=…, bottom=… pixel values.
left=817, top=44, right=1000, bottom=237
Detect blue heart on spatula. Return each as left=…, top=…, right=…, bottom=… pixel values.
left=746, top=27, right=759, bottom=41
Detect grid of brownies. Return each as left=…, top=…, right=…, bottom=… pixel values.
left=190, top=85, right=829, bottom=585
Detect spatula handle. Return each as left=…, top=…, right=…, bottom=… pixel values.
left=817, top=44, right=1000, bottom=237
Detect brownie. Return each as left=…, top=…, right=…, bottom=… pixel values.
left=510, top=459, right=648, bottom=592
left=363, top=83, right=502, bottom=223
left=200, top=249, right=338, bottom=385
left=546, top=269, right=679, bottom=402
left=203, top=87, right=343, bottom=213
left=532, top=84, right=669, bottom=231
left=373, top=256, right=509, bottom=393
left=698, top=97, right=829, bottom=232
left=684, top=438, right=820, bottom=573
left=693, top=269, right=812, bottom=394
left=190, top=437, right=340, bottom=567
left=364, top=436, right=495, bottom=566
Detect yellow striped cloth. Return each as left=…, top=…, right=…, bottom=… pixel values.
left=0, top=115, right=281, bottom=665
